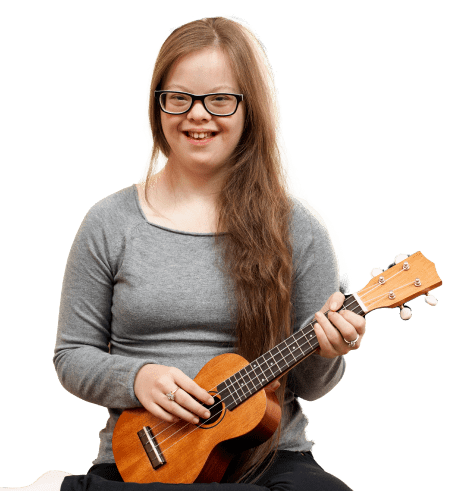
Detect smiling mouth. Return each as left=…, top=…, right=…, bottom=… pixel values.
left=183, top=131, right=218, bottom=140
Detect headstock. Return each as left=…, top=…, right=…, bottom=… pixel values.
left=355, top=252, right=442, bottom=317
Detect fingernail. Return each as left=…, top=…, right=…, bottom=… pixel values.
left=331, top=302, right=337, bottom=310
left=204, top=411, right=210, bottom=418
left=209, top=397, right=215, bottom=405
left=193, top=417, right=199, bottom=424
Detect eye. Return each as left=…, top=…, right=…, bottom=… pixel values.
left=207, top=94, right=233, bottom=105
left=170, top=94, right=190, bottom=102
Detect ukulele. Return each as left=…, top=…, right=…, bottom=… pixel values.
left=112, top=251, right=442, bottom=483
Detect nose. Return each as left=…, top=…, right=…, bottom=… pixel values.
left=187, top=100, right=212, bottom=122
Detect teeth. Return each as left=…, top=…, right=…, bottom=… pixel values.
left=188, top=131, right=213, bottom=139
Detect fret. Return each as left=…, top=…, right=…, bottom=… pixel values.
left=343, top=296, right=364, bottom=316
left=241, top=363, right=264, bottom=396
left=216, top=379, right=236, bottom=410
left=298, top=323, right=318, bottom=351
left=248, top=359, right=269, bottom=389
left=281, top=336, right=303, bottom=363
left=240, top=371, right=254, bottom=403
left=273, top=343, right=290, bottom=373
left=255, top=353, right=276, bottom=382
left=249, top=357, right=265, bottom=384
left=294, top=329, right=309, bottom=350
left=222, top=363, right=264, bottom=411
left=230, top=372, right=247, bottom=404
left=268, top=345, right=286, bottom=371
left=238, top=365, right=255, bottom=391
left=261, top=351, right=281, bottom=378
left=243, top=363, right=262, bottom=396
left=276, top=339, right=296, bottom=365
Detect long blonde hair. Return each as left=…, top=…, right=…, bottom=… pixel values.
left=144, top=17, right=294, bottom=483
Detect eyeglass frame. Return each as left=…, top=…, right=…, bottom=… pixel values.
left=154, top=90, right=244, bottom=117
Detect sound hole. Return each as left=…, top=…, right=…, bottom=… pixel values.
left=198, top=393, right=223, bottom=425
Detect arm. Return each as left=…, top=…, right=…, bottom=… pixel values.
left=287, top=200, right=345, bottom=401
left=53, top=202, right=149, bottom=409
left=54, top=197, right=215, bottom=422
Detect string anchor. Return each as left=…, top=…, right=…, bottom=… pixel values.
left=371, top=268, right=384, bottom=277
left=378, top=276, right=386, bottom=285
left=399, top=304, right=412, bottom=320
left=414, top=278, right=421, bottom=287
left=425, top=293, right=438, bottom=306
left=402, top=261, right=410, bottom=271
left=389, top=291, right=396, bottom=299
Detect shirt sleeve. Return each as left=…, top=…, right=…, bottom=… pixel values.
left=53, top=201, right=150, bottom=409
left=287, top=199, right=346, bottom=401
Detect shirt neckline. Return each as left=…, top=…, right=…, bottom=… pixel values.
left=132, top=184, right=224, bottom=237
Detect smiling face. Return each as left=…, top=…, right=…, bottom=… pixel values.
left=160, top=48, right=245, bottom=178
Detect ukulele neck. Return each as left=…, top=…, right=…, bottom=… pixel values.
left=217, top=294, right=365, bottom=411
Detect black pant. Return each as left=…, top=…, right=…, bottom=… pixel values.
left=61, top=451, right=352, bottom=491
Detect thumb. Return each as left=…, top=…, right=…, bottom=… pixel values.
left=267, top=380, right=280, bottom=392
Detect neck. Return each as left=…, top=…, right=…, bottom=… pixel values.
left=217, top=294, right=365, bottom=411
left=162, top=157, right=226, bottom=204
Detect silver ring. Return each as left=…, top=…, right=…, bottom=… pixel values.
left=343, top=334, right=359, bottom=348
left=166, top=387, right=180, bottom=401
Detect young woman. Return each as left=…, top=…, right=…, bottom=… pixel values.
left=4, top=17, right=365, bottom=491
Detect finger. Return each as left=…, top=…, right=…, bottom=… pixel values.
left=327, top=311, right=358, bottom=344
left=144, top=401, right=180, bottom=424
left=265, top=380, right=280, bottom=392
left=338, top=309, right=366, bottom=336
left=160, top=391, right=205, bottom=424
left=328, top=292, right=345, bottom=312
left=335, top=310, right=366, bottom=349
left=169, top=373, right=215, bottom=422
left=171, top=368, right=215, bottom=406
left=172, top=388, right=212, bottom=420
left=315, top=311, right=348, bottom=355
left=313, top=320, right=338, bottom=358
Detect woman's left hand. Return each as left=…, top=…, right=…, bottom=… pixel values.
left=313, top=292, right=366, bottom=359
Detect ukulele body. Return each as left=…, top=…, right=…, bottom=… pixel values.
left=112, top=352, right=281, bottom=484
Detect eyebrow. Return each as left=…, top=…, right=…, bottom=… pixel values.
left=166, top=84, right=239, bottom=93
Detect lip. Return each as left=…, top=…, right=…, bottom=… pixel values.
left=183, top=128, right=217, bottom=133
left=182, top=130, right=217, bottom=146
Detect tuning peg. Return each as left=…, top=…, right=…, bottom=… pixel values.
left=371, top=268, right=384, bottom=277
left=399, top=304, right=412, bottom=320
left=394, top=254, right=409, bottom=264
left=425, top=293, right=438, bottom=306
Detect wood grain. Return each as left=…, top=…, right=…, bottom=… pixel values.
left=112, top=353, right=281, bottom=484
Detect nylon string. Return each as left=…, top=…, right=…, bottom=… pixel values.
left=146, top=299, right=363, bottom=456
left=153, top=265, right=415, bottom=453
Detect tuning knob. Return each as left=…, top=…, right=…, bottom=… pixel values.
left=425, top=293, right=438, bottom=306
left=399, top=304, right=412, bottom=320
left=371, top=268, right=384, bottom=277
left=394, top=254, right=409, bottom=264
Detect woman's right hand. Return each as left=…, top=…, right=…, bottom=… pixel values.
left=134, top=364, right=215, bottom=425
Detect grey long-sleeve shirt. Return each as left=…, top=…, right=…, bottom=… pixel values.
left=53, top=184, right=345, bottom=465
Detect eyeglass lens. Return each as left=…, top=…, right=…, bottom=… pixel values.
left=159, top=92, right=238, bottom=115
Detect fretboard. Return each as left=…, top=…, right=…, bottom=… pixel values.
left=217, top=294, right=365, bottom=411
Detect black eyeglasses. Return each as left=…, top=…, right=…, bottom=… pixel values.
left=155, top=90, right=244, bottom=117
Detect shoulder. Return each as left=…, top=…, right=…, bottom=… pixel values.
left=73, top=185, right=142, bottom=256
left=66, top=185, right=143, bottom=274
left=288, top=195, right=334, bottom=253
left=288, top=195, right=339, bottom=288
left=84, top=185, right=138, bottom=223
